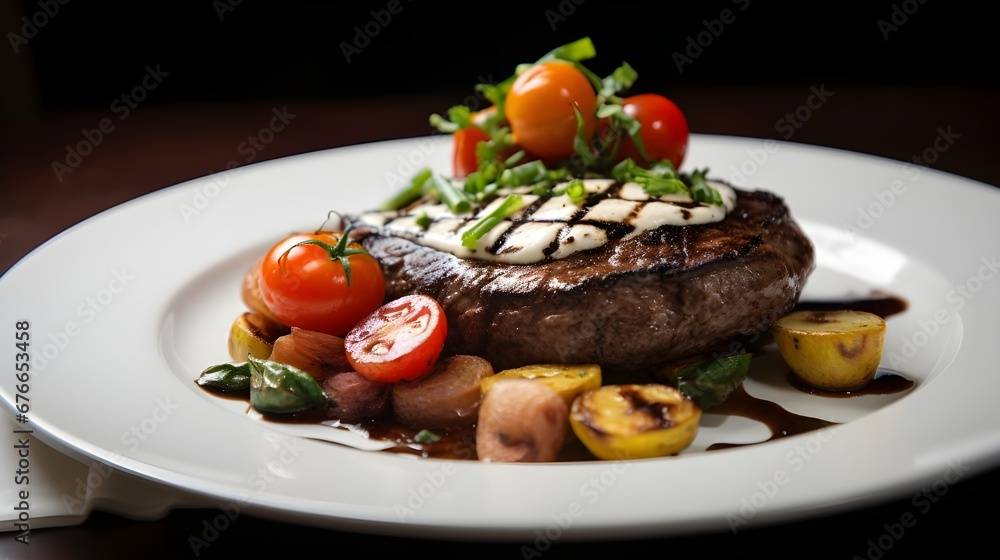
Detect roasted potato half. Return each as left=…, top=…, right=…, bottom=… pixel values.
left=228, top=312, right=288, bottom=362
left=771, top=309, right=886, bottom=391
left=481, top=363, right=601, bottom=407
left=569, top=384, right=701, bottom=460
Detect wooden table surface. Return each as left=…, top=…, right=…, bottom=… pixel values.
left=2, top=3, right=999, bottom=558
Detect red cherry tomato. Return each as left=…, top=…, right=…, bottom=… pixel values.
left=257, top=232, right=386, bottom=337
left=345, top=294, right=448, bottom=383
left=452, top=124, right=491, bottom=178
left=505, top=61, right=597, bottom=161
left=617, top=94, right=689, bottom=170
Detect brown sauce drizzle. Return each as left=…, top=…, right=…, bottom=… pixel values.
left=787, top=369, right=915, bottom=398
left=794, top=293, right=908, bottom=319
left=705, top=385, right=837, bottom=451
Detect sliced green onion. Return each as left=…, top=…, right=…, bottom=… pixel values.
left=564, top=178, right=587, bottom=204
left=380, top=168, right=432, bottom=211
left=431, top=173, right=472, bottom=214
left=498, top=160, right=549, bottom=188
left=461, top=194, right=524, bottom=249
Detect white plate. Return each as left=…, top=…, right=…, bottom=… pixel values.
left=3, top=134, right=1000, bottom=541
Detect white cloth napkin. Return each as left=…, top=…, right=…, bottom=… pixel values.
left=1, top=413, right=212, bottom=533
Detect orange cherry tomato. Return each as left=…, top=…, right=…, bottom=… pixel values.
left=257, top=231, right=386, bottom=337
left=345, top=294, right=448, bottom=383
left=617, top=93, right=690, bottom=170
left=505, top=61, right=597, bottom=161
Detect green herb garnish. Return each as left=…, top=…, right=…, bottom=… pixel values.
left=461, top=194, right=524, bottom=249
left=414, top=429, right=442, bottom=443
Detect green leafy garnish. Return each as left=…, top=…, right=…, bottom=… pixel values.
left=413, top=429, right=442, bottom=443
left=248, top=356, right=331, bottom=414
left=376, top=36, right=726, bottom=242
left=196, top=362, right=252, bottom=392
left=689, top=168, right=724, bottom=206
left=665, top=353, right=752, bottom=410
left=415, top=212, right=431, bottom=229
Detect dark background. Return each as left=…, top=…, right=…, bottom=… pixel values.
left=3, top=1, right=992, bottom=111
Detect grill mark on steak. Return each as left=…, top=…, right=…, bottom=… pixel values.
left=355, top=186, right=814, bottom=371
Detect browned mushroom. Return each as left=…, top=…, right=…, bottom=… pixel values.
left=475, top=378, right=568, bottom=463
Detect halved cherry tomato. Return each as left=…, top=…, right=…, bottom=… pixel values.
left=505, top=61, right=597, bottom=161
left=345, top=294, right=448, bottom=383
left=617, top=93, right=689, bottom=170
left=257, top=231, right=386, bottom=337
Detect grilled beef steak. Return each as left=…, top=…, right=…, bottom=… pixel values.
left=355, top=185, right=814, bottom=372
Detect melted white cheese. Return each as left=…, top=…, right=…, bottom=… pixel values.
left=358, top=179, right=736, bottom=265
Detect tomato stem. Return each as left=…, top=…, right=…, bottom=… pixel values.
left=279, top=227, right=369, bottom=287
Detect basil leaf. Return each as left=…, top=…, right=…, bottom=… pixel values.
left=600, top=61, right=638, bottom=99
left=248, top=356, right=330, bottom=414
left=540, top=36, right=597, bottom=63
left=196, top=362, right=252, bottom=392
left=670, top=353, right=751, bottom=410
left=571, top=106, right=597, bottom=171
left=689, top=168, right=724, bottom=206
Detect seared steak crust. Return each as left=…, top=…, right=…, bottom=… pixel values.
left=356, top=187, right=814, bottom=371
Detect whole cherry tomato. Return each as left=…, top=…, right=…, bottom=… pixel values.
left=257, top=231, right=386, bottom=337
left=504, top=61, right=597, bottom=161
left=617, top=93, right=689, bottom=170
left=345, top=294, right=448, bottom=383
left=452, top=124, right=491, bottom=178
